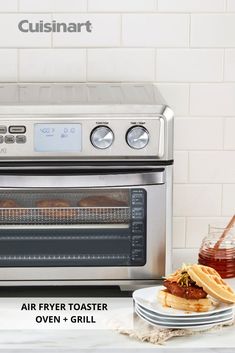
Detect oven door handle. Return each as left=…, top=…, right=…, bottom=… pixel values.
left=0, top=171, right=165, bottom=188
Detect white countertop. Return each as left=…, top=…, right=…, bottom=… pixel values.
left=0, top=279, right=234, bottom=352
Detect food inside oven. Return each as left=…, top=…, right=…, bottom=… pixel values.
left=0, top=189, right=146, bottom=268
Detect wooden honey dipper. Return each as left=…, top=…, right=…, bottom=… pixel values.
left=213, top=214, right=235, bottom=250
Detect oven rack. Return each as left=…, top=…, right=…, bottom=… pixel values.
left=0, top=207, right=131, bottom=225
left=0, top=234, right=131, bottom=241
left=0, top=254, right=130, bottom=261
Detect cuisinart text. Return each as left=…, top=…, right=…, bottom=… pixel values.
left=18, top=20, right=92, bottom=33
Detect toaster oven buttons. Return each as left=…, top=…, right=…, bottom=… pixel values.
left=0, top=126, right=7, bottom=134
left=126, top=126, right=149, bottom=149
left=16, top=135, right=27, bottom=144
left=90, top=126, right=114, bottom=149
left=9, top=126, right=26, bottom=134
left=5, top=135, right=15, bottom=144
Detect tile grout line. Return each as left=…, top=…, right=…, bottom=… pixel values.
left=2, top=11, right=235, bottom=14
left=155, top=0, right=158, bottom=12
left=2, top=46, right=235, bottom=50
left=174, top=148, right=235, bottom=152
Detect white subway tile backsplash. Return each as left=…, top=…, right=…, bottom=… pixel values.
left=88, top=0, right=156, bottom=12
left=173, top=217, right=186, bottom=248
left=227, top=0, right=235, bottom=11
left=19, top=0, right=87, bottom=12
left=87, top=49, right=155, bottom=82
left=172, top=249, right=198, bottom=270
left=186, top=217, right=230, bottom=248
left=189, top=151, right=235, bottom=183
left=191, top=15, right=235, bottom=47
left=222, top=185, right=235, bottom=216
left=158, top=0, right=225, bottom=13
left=157, top=84, right=189, bottom=116
left=157, top=49, right=223, bottom=82
left=19, top=49, right=86, bottom=82
left=174, top=151, right=188, bottom=183
left=224, top=50, right=235, bottom=81
left=190, top=84, right=235, bottom=116
left=0, top=50, right=17, bottom=82
left=52, top=14, right=120, bottom=47
left=0, top=14, right=52, bottom=48
left=173, top=184, right=222, bottom=216
left=122, top=14, right=189, bottom=47
left=224, top=118, right=235, bottom=150
left=174, top=118, right=223, bottom=150
left=0, top=0, right=18, bottom=11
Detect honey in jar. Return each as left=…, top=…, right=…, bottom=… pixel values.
left=198, top=226, right=235, bottom=278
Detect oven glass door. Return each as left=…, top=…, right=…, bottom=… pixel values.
left=0, top=188, right=146, bottom=267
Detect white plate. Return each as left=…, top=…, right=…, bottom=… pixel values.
left=135, top=307, right=233, bottom=330
left=135, top=302, right=234, bottom=321
left=136, top=304, right=234, bottom=325
left=133, top=286, right=235, bottom=317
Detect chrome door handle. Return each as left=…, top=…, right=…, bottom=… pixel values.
left=0, top=171, right=165, bottom=188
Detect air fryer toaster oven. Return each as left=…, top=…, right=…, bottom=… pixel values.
left=0, top=84, right=173, bottom=290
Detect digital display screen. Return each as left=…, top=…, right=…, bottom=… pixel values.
left=34, top=124, right=82, bottom=152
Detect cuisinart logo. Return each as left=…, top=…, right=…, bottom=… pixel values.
left=18, top=20, right=92, bottom=33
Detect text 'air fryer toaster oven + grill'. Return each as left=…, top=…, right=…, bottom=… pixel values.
left=0, top=84, right=174, bottom=290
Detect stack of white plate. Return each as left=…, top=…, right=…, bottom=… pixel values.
left=133, top=286, right=235, bottom=330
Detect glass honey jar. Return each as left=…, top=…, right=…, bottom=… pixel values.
left=198, top=226, right=235, bottom=278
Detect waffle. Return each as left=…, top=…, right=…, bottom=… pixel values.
left=158, top=290, right=212, bottom=312
left=78, top=196, right=127, bottom=207
left=188, top=264, right=235, bottom=304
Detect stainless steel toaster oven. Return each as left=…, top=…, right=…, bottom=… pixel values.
left=0, top=84, right=174, bottom=290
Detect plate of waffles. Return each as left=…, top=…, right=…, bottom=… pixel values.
left=133, top=286, right=234, bottom=317
left=133, top=264, right=235, bottom=320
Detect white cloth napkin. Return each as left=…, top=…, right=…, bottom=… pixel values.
left=109, top=311, right=235, bottom=345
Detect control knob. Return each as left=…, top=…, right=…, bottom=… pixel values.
left=90, top=126, right=114, bottom=149
left=126, top=126, right=149, bottom=149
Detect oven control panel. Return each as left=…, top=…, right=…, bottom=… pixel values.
left=0, top=117, right=164, bottom=160
left=0, top=125, right=27, bottom=145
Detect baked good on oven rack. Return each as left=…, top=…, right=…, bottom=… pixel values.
left=36, top=199, right=71, bottom=208
left=35, top=199, right=73, bottom=219
left=78, top=196, right=127, bottom=207
left=0, top=199, right=27, bottom=218
left=0, top=199, right=20, bottom=208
